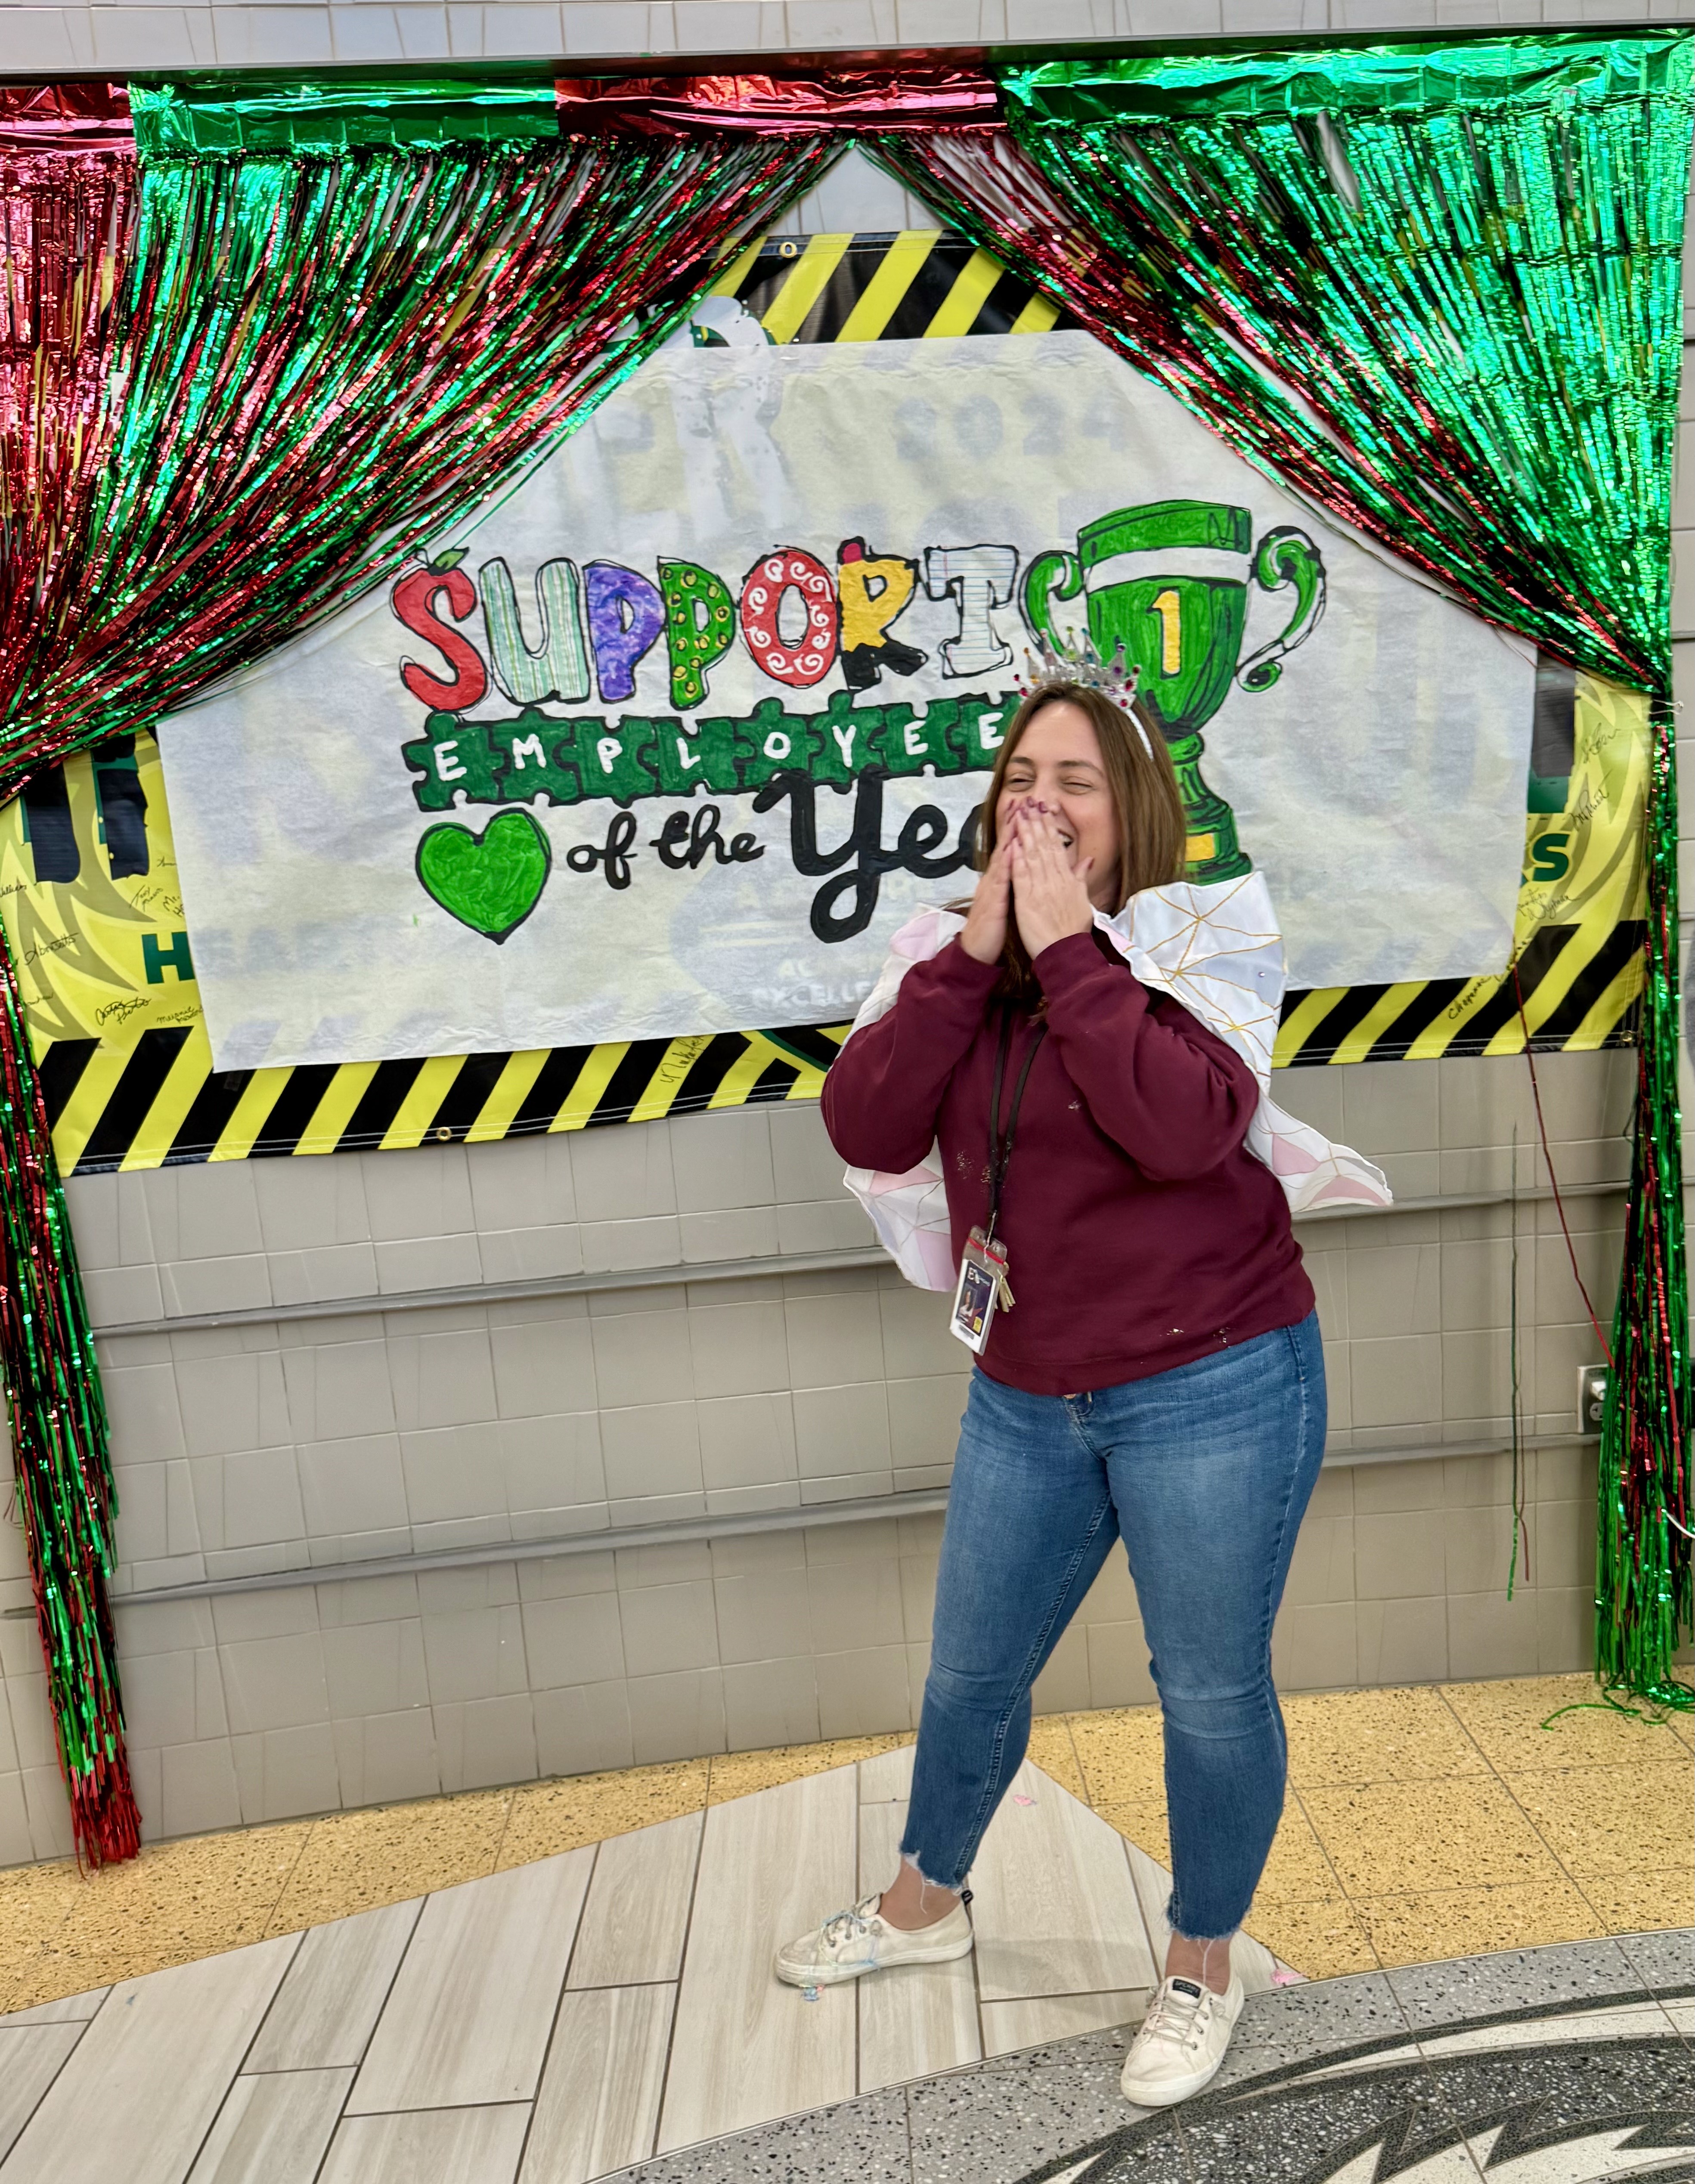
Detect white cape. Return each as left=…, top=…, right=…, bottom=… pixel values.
left=842, top=872, right=1391, bottom=1291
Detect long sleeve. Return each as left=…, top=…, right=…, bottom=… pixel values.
left=822, top=939, right=1001, bottom=1173
left=1034, top=932, right=1258, bottom=1181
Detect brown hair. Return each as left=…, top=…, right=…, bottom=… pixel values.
left=972, top=681, right=1187, bottom=1002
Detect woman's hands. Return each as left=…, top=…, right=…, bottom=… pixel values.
left=959, top=802, right=1097, bottom=965
left=959, top=834, right=1012, bottom=964
left=1007, top=801, right=1096, bottom=957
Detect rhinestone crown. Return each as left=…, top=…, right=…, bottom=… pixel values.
left=1013, top=631, right=1153, bottom=759
left=1014, top=629, right=1142, bottom=705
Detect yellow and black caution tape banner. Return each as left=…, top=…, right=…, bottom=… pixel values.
left=0, top=728, right=849, bottom=1169
left=1273, top=669, right=1648, bottom=1067
left=0, top=235, right=1646, bottom=1176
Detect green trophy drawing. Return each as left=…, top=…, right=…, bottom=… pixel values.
left=1022, top=501, right=1326, bottom=882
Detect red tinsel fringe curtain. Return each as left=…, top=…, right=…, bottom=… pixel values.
left=0, top=82, right=143, bottom=1865
left=1, top=88, right=137, bottom=776
left=554, top=63, right=1000, bottom=135
left=0, top=94, right=831, bottom=1865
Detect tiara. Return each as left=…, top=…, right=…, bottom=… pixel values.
left=1013, top=632, right=1153, bottom=757
left=1013, top=628, right=1140, bottom=703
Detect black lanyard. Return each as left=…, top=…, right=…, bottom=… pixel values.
left=985, top=1008, right=1047, bottom=1245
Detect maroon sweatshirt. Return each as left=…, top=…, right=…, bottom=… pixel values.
left=822, top=930, right=1314, bottom=1396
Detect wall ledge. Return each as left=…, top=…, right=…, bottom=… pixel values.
left=56, top=1426, right=1599, bottom=1613
left=86, top=1180, right=1628, bottom=1341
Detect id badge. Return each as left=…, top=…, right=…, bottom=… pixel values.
left=950, top=1227, right=1010, bottom=1355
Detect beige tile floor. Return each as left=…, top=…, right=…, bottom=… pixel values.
left=0, top=1755, right=1281, bottom=2179
left=0, top=1676, right=1688, bottom=2014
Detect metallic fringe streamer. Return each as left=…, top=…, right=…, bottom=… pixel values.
left=1596, top=697, right=1692, bottom=1706
left=0, top=923, right=138, bottom=1862
left=2, top=46, right=1689, bottom=1884
left=554, top=62, right=1001, bottom=135
left=880, top=31, right=1695, bottom=1699
left=1, top=94, right=143, bottom=1863
left=878, top=29, right=1695, bottom=692
left=4, top=124, right=836, bottom=787
left=1, top=118, right=137, bottom=779
left=0, top=103, right=828, bottom=1858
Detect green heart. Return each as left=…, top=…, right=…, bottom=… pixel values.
left=415, top=810, right=551, bottom=943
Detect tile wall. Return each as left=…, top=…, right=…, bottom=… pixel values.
left=0, top=0, right=1690, bottom=1863
left=0, top=1048, right=1637, bottom=1864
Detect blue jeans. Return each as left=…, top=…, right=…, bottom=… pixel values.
left=900, top=1310, right=1326, bottom=1940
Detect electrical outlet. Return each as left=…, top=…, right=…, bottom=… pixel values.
left=1579, top=1364, right=1610, bottom=1435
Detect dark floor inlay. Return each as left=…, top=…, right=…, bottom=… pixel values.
left=1019, top=1996, right=1694, bottom=2183
left=620, top=1940, right=1694, bottom=2184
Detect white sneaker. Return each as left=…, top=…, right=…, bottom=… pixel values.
left=1119, top=1973, right=1245, bottom=2107
left=775, top=1891, right=974, bottom=1988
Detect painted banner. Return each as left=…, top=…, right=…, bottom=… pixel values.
left=1273, top=665, right=1650, bottom=1063
left=0, top=237, right=1645, bottom=1177
left=0, top=661, right=1645, bottom=1174
left=158, top=331, right=1534, bottom=1072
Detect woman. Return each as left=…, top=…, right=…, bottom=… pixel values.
left=776, top=678, right=1327, bottom=2110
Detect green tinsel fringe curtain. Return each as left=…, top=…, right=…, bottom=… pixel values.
left=881, top=29, right=1691, bottom=1702
left=6, top=79, right=837, bottom=783
left=879, top=32, right=1690, bottom=692
left=1606, top=694, right=1691, bottom=1706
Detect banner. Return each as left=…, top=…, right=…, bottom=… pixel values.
left=0, top=236, right=1645, bottom=1177
left=0, top=730, right=845, bottom=1174
left=158, top=330, right=1533, bottom=1072
left=1274, top=667, right=1650, bottom=1062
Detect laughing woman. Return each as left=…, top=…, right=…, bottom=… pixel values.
left=775, top=677, right=1330, bottom=2109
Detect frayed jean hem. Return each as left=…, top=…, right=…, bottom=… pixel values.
left=897, top=1848, right=964, bottom=1898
